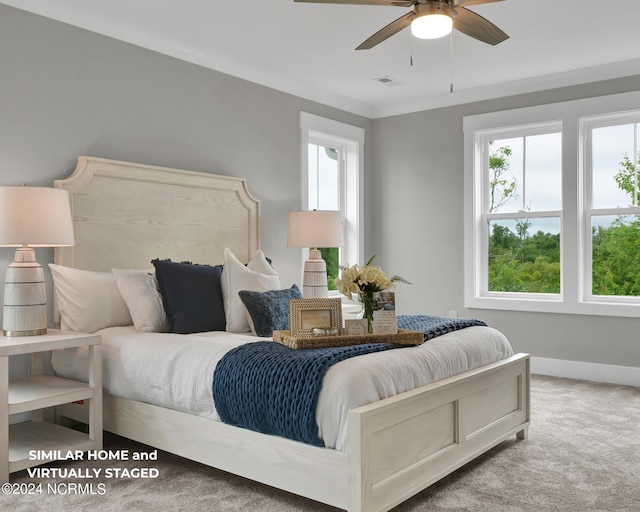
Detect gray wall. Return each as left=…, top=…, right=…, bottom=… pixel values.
left=0, top=5, right=372, bottom=380
left=1, top=5, right=638, bottom=374
left=371, top=78, right=640, bottom=369
left=0, top=4, right=373, bottom=301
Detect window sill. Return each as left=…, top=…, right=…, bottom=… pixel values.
left=465, top=295, right=640, bottom=318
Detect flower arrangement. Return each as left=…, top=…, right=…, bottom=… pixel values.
left=335, top=255, right=411, bottom=332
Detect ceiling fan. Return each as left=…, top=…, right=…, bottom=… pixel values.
left=293, top=0, right=508, bottom=50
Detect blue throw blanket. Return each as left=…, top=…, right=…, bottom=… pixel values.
left=213, top=314, right=487, bottom=446
left=397, top=314, right=487, bottom=341
left=213, top=342, right=396, bottom=446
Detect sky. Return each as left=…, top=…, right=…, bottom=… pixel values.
left=491, top=123, right=639, bottom=235
left=308, top=143, right=339, bottom=211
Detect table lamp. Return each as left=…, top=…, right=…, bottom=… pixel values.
left=287, top=210, right=344, bottom=298
left=0, top=186, right=75, bottom=336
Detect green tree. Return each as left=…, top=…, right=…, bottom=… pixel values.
left=592, top=217, right=640, bottom=296
left=592, top=150, right=640, bottom=296
left=319, top=247, right=339, bottom=290
left=487, top=142, right=640, bottom=297
left=614, top=152, right=640, bottom=206
left=488, top=142, right=517, bottom=213
left=488, top=222, right=560, bottom=293
left=486, top=143, right=560, bottom=294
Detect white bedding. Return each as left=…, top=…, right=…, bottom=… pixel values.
left=52, top=326, right=513, bottom=451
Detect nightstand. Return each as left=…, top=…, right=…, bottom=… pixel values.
left=0, top=329, right=102, bottom=483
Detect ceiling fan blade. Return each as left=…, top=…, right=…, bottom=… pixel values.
left=355, top=11, right=414, bottom=50
left=453, top=6, right=508, bottom=45
left=293, top=0, right=410, bottom=6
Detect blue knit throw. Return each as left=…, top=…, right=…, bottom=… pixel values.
left=213, top=341, right=396, bottom=447
left=213, top=314, right=488, bottom=447
left=397, top=314, right=487, bottom=341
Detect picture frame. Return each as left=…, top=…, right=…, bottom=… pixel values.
left=344, top=318, right=369, bottom=336
left=372, top=290, right=397, bottom=334
left=289, top=298, right=343, bottom=337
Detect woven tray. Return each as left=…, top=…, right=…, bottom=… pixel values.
left=272, top=329, right=424, bottom=350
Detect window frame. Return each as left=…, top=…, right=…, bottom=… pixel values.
left=580, top=110, right=640, bottom=306
left=464, top=90, right=640, bottom=318
left=299, top=112, right=364, bottom=288
left=479, top=122, right=563, bottom=301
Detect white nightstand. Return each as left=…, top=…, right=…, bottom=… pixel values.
left=0, top=329, right=102, bottom=483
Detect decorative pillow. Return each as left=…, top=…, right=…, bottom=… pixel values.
left=151, top=259, right=225, bottom=334
left=239, top=285, right=302, bottom=337
left=48, top=263, right=133, bottom=333
left=221, top=248, right=281, bottom=333
left=112, top=268, right=168, bottom=333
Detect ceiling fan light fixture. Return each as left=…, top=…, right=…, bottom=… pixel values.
left=411, top=3, right=453, bottom=40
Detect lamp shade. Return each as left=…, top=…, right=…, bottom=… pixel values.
left=0, top=186, right=75, bottom=247
left=287, top=210, right=344, bottom=249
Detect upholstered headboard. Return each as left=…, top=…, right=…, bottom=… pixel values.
left=54, top=156, right=260, bottom=271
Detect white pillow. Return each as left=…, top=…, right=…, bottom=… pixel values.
left=221, top=248, right=280, bottom=333
left=48, top=263, right=133, bottom=333
left=112, top=268, right=167, bottom=333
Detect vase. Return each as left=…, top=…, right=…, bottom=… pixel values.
left=359, top=291, right=374, bottom=334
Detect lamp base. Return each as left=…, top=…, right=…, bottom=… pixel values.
left=302, top=249, right=329, bottom=299
left=3, top=247, right=47, bottom=337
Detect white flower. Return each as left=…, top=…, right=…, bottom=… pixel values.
left=336, top=255, right=409, bottom=300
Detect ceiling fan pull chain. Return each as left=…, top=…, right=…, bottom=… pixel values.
left=410, top=32, right=414, bottom=66
left=449, top=30, right=454, bottom=93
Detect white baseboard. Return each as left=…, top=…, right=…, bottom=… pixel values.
left=531, top=357, right=640, bottom=387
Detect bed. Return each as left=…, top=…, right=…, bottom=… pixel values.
left=52, top=156, right=530, bottom=512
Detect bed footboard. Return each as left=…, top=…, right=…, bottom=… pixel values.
left=58, top=393, right=349, bottom=508
left=347, top=353, right=530, bottom=512
left=56, top=353, right=529, bottom=512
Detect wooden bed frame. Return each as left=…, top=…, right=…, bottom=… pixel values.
left=54, top=156, right=530, bottom=512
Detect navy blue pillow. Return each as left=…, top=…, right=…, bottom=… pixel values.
left=238, top=284, right=302, bottom=337
left=151, top=259, right=226, bottom=334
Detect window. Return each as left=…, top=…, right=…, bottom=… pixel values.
left=308, top=139, right=341, bottom=288
left=300, top=112, right=364, bottom=290
left=582, top=112, right=640, bottom=302
left=464, top=90, right=640, bottom=317
left=482, top=124, right=562, bottom=295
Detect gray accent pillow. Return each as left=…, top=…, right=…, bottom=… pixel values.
left=238, top=284, right=302, bottom=337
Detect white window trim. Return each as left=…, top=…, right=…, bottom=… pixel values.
left=580, top=110, right=640, bottom=307
left=464, top=90, right=640, bottom=318
left=299, top=112, right=364, bottom=291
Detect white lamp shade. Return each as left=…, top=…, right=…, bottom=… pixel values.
left=0, top=186, right=75, bottom=247
left=288, top=210, right=344, bottom=248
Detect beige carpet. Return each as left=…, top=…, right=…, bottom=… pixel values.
left=6, top=375, right=640, bottom=512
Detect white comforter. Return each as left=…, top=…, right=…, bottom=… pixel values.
left=51, top=326, right=513, bottom=451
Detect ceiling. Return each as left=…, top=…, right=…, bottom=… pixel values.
left=3, top=0, right=640, bottom=119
